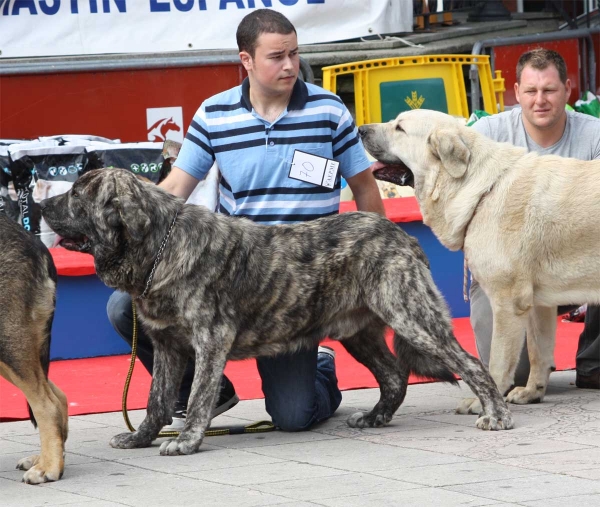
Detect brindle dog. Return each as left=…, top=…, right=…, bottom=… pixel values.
left=0, top=213, right=68, bottom=483
left=41, top=168, right=513, bottom=456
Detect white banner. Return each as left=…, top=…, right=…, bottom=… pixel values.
left=0, top=1, right=412, bottom=58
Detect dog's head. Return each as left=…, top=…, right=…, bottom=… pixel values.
left=359, top=109, right=487, bottom=251
left=359, top=109, right=472, bottom=203
left=40, top=168, right=168, bottom=289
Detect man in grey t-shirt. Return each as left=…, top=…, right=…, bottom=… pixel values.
left=470, top=48, right=600, bottom=390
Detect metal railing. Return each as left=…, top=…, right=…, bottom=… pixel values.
left=0, top=53, right=315, bottom=84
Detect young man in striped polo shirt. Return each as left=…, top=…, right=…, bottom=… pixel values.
left=108, top=9, right=385, bottom=432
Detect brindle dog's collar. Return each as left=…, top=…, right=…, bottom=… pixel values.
left=136, top=209, right=179, bottom=300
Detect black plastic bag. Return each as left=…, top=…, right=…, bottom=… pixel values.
left=9, top=144, right=88, bottom=245
left=86, top=142, right=165, bottom=184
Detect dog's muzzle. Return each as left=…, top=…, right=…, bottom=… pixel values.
left=40, top=199, right=93, bottom=253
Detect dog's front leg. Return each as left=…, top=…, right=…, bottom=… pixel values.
left=506, top=306, right=556, bottom=404
left=110, top=339, right=187, bottom=449
left=458, top=300, right=528, bottom=415
left=159, top=333, right=229, bottom=456
left=488, top=302, right=530, bottom=398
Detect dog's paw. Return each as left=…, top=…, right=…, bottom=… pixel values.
left=16, top=454, right=39, bottom=471
left=159, top=438, right=201, bottom=456
left=347, top=411, right=368, bottom=428
left=475, top=411, right=514, bottom=431
left=346, top=411, right=390, bottom=429
left=110, top=431, right=152, bottom=449
left=456, top=398, right=482, bottom=415
left=506, top=386, right=543, bottom=405
left=22, top=463, right=63, bottom=484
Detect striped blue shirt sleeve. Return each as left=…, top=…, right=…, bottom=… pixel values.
left=332, top=107, right=371, bottom=179
left=174, top=103, right=216, bottom=181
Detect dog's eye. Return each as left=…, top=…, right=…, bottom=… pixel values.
left=71, top=190, right=79, bottom=198
left=395, top=123, right=404, bottom=132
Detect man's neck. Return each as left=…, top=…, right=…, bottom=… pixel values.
left=248, top=82, right=293, bottom=123
left=523, top=113, right=567, bottom=148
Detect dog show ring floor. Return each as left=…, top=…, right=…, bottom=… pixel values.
left=1, top=371, right=599, bottom=506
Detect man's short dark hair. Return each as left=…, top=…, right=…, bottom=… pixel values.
left=516, top=48, right=568, bottom=84
left=236, top=9, right=296, bottom=57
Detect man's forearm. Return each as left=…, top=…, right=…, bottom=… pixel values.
left=354, top=187, right=386, bottom=216
left=346, top=168, right=386, bottom=217
left=159, top=166, right=201, bottom=200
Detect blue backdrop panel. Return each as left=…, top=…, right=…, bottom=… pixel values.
left=397, top=222, right=469, bottom=319
left=51, top=276, right=129, bottom=360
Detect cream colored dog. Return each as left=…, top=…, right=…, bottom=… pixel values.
left=359, top=109, right=600, bottom=413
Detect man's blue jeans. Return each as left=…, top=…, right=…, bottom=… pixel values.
left=107, top=290, right=342, bottom=431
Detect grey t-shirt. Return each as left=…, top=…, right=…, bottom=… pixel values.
left=471, top=107, right=600, bottom=161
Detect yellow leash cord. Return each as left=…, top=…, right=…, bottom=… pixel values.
left=122, top=300, right=275, bottom=438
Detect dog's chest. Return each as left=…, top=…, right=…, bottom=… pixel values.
left=136, top=303, right=175, bottom=331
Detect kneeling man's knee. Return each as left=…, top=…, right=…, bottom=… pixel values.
left=269, top=403, right=315, bottom=432
left=106, top=291, right=133, bottom=339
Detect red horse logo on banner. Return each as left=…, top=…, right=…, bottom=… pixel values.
left=147, top=117, right=181, bottom=142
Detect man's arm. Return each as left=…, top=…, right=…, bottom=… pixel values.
left=346, top=167, right=386, bottom=216
left=159, top=166, right=201, bottom=200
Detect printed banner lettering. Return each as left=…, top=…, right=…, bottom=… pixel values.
left=0, top=0, right=412, bottom=58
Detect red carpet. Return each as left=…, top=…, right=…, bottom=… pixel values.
left=0, top=318, right=582, bottom=421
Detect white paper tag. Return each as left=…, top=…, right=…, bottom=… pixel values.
left=289, top=150, right=340, bottom=189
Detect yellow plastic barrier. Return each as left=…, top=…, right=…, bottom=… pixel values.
left=322, top=54, right=505, bottom=125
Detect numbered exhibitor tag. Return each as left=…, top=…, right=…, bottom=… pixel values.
left=289, top=150, right=339, bottom=189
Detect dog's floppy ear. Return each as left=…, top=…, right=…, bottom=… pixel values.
left=111, top=172, right=151, bottom=243
left=428, top=128, right=470, bottom=179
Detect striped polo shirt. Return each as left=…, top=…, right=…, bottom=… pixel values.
left=175, top=78, right=371, bottom=224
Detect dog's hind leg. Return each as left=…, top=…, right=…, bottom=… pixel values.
left=442, top=337, right=514, bottom=430
left=343, top=325, right=409, bottom=429
left=392, top=322, right=514, bottom=431
left=3, top=367, right=68, bottom=484
left=110, top=336, right=188, bottom=450
left=0, top=306, right=68, bottom=483
left=22, top=383, right=67, bottom=484
left=49, top=380, right=69, bottom=444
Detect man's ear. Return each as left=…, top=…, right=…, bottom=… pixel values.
left=239, top=51, right=252, bottom=72
left=565, top=78, right=572, bottom=102
left=428, top=128, right=470, bottom=179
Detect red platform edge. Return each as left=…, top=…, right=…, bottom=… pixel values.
left=0, top=318, right=581, bottom=421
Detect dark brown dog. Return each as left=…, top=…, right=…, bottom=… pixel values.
left=0, top=213, right=68, bottom=483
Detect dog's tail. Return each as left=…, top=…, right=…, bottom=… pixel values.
left=393, top=332, right=458, bottom=385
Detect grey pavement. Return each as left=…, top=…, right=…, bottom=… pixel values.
left=1, top=370, right=599, bottom=506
